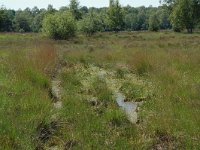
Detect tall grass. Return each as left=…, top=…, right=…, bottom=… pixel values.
left=59, top=31, right=200, bottom=149
left=0, top=34, right=57, bottom=149
left=1, top=32, right=200, bottom=149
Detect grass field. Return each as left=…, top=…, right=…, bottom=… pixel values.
left=0, top=32, right=200, bottom=149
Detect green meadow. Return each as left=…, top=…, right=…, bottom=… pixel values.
left=0, top=32, right=200, bottom=149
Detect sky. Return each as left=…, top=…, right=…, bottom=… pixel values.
left=1, top=0, right=160, bottom=10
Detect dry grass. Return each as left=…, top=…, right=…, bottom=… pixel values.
left=29, top=42, right=57, bottom=71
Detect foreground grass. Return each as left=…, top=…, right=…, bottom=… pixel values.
left=0, top=34, right=57, bottom=149
left=58, top=31, right=200, bottom=149
left=0, top=32, right=200, bottom=149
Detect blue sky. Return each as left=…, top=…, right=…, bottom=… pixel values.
left=1, top=0, right=160, bottom=10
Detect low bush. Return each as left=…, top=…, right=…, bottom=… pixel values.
left=42, top=11, right=76, bottom=40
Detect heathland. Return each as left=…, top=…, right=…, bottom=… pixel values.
left=0, top=31, right=200, bottom=149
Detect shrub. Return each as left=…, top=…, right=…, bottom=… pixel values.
left=42, top=11, right=76, bottom=40
left=78, top=12, right=102, bottom=36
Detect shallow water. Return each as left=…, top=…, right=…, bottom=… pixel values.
left=115, top=92, right=138, bottom=124
left=95, top=68, right=140, bottom=123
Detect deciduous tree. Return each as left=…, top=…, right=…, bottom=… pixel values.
left=69, top=0, right=82, bottom=20
left=0, top=7, right=13, bottom=31
left=149, top=13, right=160, bottom=31
left=164, top=0, right=200, bottom=33
left=79, top=12, right=102, bottom=36
left=108, top=0, right=124, bottom=32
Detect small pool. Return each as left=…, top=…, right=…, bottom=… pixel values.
left=115, top=92, right=138, bottom=124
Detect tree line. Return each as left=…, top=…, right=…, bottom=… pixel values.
left=0, top=0, right=200, bottom=39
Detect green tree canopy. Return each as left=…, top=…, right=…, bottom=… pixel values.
left=79, top=12, right=102, bottom=36
left=14, top=9, right=33, bottom=32
left=164, top=0, right=200, bottom=33
left=69, top=0, right=82, bottom=20
left=42, top=11, right=76, bottom=40
left=108, top=0, right=124, bottom=31
left=0, top=8, right=13, bottom=31
left=149, top=13, right=160, bottom=31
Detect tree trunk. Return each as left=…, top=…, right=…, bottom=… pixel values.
left=187, top=28, right=193, bottom=33
left=187, top=24, right=193, bottom=33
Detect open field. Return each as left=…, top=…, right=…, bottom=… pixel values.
left=0, top=32, right=200, bottom=149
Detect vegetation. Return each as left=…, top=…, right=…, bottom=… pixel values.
left=163, top=0, right=200, bottom=33
left=1, top=0, right=199, bottom=37
left=0, top=0, right=200, bottom=149
left=79, top=12, right=102, bottom=36
left=108, top=0, right=124, bottom=32
left=1, top=31, right=200, bottom=149
left=0, top=7, right=13, bottom=32
left=0, top=34, right=57, bottom=149
left=69, top=0, right=82, bottom=20
left=0, top=2, right=173, bottom=34
left=148, top=13, right=160, bottom=31
left=59, top=31, right=200, bottom=149
left=42, top=11, right=76, bottom=40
